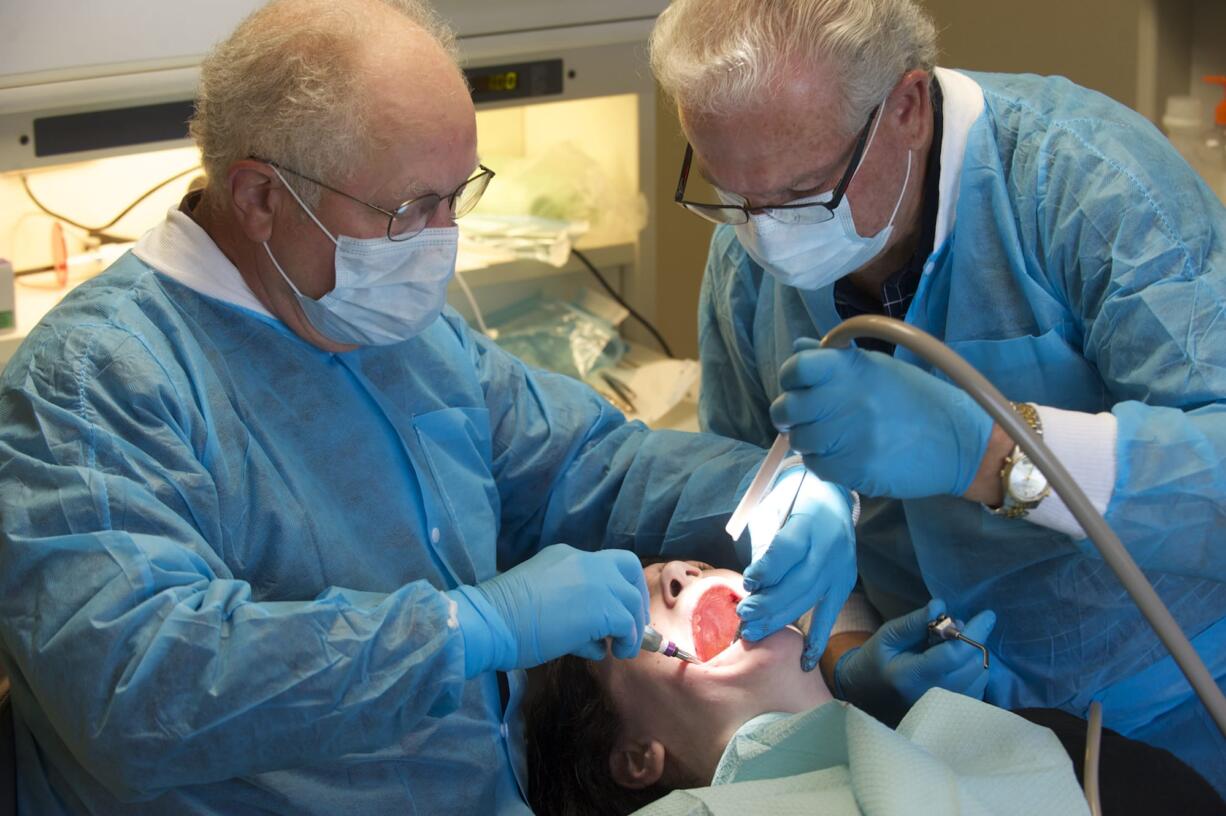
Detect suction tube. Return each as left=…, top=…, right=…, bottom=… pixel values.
left=819, top=315, right=1226, bottom=738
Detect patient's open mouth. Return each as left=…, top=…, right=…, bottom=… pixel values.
left=692, top=586, right=742, bottom=662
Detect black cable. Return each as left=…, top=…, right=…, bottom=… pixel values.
left=570, top=247, right=674, bottom=358
left=13, top=264, right=55, bottom=277
left=20, top=165, right=203, bottom=240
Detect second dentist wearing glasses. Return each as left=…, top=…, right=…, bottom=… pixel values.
left=651, top=0, right=1226, bottom=794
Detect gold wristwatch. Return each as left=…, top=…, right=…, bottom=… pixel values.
left=992, top=402, right=1050, bottom=519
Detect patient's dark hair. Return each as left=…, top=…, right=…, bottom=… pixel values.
left=524, top=655, right=676, bottom=816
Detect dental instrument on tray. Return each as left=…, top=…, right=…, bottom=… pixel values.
left=599, top=371, right=638, bottom=413
left=726, top=314, right=1225, bottom=741
left=641, top=624, right=698, bottom=663
left=928, top=613, right=990, bottom=669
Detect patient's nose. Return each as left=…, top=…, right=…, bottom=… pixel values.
left=658, top=561, right=702, bottom=608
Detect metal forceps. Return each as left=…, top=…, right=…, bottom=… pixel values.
left=599, top=371, right=637, bottom=413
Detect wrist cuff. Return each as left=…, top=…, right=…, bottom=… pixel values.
left=1025, top=405, right=1117, bottom=538
left=446, top=586, right=513, bottom=679
left=780, top=456, right=860, bottom=525
left=846, top=489, right=861, bottom=526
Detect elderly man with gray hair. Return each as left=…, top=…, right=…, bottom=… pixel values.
left=0, top=0, right=868, bottom=813
left=651, top=0, right=1226, bottom=795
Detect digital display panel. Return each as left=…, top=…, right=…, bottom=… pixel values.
left=33, top=100, right=195, bottom=157
left=464, top=59, right=564, bottom=104
left=27, top=60, right=566, bottom=157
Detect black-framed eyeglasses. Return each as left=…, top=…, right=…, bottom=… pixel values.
left=673, top=106, right=879, bottom=226
left=256, top=157, right=495, bottom=242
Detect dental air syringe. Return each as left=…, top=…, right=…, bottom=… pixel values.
left=642, top=625, right=698, bottom=663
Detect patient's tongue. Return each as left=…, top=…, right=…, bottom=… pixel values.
left=692, top=587, right=741, bottom=662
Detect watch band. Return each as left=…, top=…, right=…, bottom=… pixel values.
left=992, top=402, right=1048, bottom=519
left=1010, top=402, right=1042, bottom=438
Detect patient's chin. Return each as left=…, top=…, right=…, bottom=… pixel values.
left=728, top=631, right=833, bottom=716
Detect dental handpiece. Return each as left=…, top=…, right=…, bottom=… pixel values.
left=642, top=625, right=698, bottom=663
left=928, top=613, right=990, bottom=669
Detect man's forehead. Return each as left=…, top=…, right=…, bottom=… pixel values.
left=364, top=72, right=477, bottom=199
left=386, top=154, right=478, bottom=204
left=689, top=116, right=846, bottom=197
left=682, top=70, right=852, bottom=196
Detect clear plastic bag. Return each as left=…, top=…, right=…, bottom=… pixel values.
left=473, top=142, right=647, bottom=246
left=489, top=295, right=626, bottom=379
left=459, top=214, right=588, bottom=268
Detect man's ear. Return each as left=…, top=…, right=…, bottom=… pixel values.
left=227, top=160, right=280, bottom=243
left=609, top=736, right=667, bottom=790
left=890, top=68, right=932, bottom=151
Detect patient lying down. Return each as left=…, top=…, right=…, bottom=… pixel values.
left=523, top=560, right=1223, bottom=816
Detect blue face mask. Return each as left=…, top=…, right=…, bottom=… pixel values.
left=729, top=107, right=913, bottom=291
left=263, top=166, right=458, bottom=346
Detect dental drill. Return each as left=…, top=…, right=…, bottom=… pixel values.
left=642, top=624, right=698, bottom=664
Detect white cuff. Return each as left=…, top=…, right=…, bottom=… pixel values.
left=1024, top=405, right=1118, bottom=538
left=778, top=455, right=860, bottom=524
left=830, top=591, right=882, bottom=637
left=778, top=454, right=805, bottom=475
left=744, top=459, right=857, bottom=561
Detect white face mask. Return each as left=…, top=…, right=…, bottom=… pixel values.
left=729, top=109, right=913, bottom=291
left=263, top=165, right=457, bottom=346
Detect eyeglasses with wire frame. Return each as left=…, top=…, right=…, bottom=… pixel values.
left=256, top=158, right=495, bottom=241
left=672, top=106, right=879, bottom=226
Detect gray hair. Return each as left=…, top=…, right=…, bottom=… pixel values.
left=189, top=0, right=459, bottom=206
left=650, top=0, right=937, bottom=134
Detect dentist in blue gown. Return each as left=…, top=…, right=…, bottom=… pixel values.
left=0, top=1, right=862, bottom=813
left=650, top=0, right=1226, bottom=793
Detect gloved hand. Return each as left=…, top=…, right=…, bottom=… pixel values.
left=447, top=544, right=649, bottom=678
left=736, top=467, right=857, bottom=672
left=770, top=339, right=994, bottom=498
left=833, top=599, right=996, bottom=722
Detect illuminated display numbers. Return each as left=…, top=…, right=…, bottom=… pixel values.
left=485, top=71, right=519, bottom=92
left=464, top=60, right=561, bottom=102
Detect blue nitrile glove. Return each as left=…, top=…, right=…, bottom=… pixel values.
left=770, top=339, right=994, bottom=498
left=447, top=543, right=649, bottom=679
left=736, top=466, right=857, bottom=673
left=833, top=599, right=996, bottom=721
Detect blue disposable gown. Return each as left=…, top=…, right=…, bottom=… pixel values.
left=0, top=255, right=763, bottom=815
left=697, top=71, right=1226, bottom=791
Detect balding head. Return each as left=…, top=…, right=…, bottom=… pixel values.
left=186, top=0, right=480, bottom=354
left=190, top=0, right=465, bottom=205
left=651, top=0, right=937, bottom=136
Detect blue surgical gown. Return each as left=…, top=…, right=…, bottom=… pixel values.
left=697, top=71, right=1226, bottom=791
left=0, top=255, right=764, bottom=815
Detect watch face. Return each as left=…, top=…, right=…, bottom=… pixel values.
left=1007, top=457, right=1049, bottom=502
